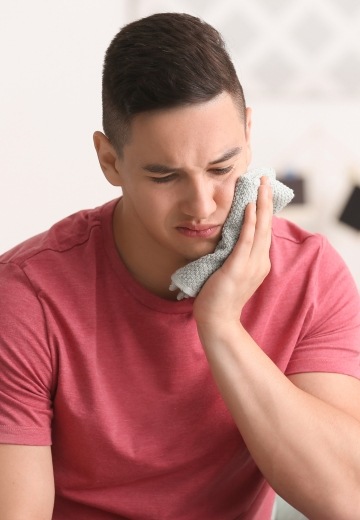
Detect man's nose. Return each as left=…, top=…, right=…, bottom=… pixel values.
left=179, top=177, right=217, bottom=220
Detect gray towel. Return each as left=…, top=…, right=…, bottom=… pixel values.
left=169, top=167, right=294, bottom=300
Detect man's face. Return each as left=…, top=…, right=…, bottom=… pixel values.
left=115, top=92, right=252, bottom=267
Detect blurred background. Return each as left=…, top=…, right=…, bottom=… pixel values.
left=1, top=0, right=359, bottom=288
left=1, top=1, right=359, bottom=517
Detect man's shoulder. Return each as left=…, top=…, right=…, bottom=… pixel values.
left=270, top=217, right=355, bottom=289
left=0, top=200, right=117, bottom=268
left=270, top=216, right=331, bottom=275
left=271, top=216, right=327, bottom=256
left=272, top=216, right=320, bottom=245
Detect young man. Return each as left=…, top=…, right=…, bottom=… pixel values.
left=0, top=12, right=360, bottom=520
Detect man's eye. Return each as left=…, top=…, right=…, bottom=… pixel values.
left=211, top=166, right=233, bottom=175
left=151, top=174, right=176, bottom=184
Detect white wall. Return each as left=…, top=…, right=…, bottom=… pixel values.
left=0, top=0, right=129, bottom=249
left=1, top=0, right=359, bottom=286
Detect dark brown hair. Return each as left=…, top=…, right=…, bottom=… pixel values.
left=102, top=12, right=246, bottom=152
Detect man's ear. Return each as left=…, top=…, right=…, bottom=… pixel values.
left=93, top=131, right=122, bottom=187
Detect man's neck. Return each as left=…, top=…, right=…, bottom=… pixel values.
left=112, top=200, right=186, bottom=300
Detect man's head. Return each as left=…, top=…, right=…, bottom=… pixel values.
left=101, top=12, right=246, bottom=153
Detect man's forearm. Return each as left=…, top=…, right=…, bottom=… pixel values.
left=197, top=321, right=360, bottom=520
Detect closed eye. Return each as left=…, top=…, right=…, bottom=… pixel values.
left=150, top=165, right=234, bottom=183
left=150, top=174, right=177, bottom=184
left=210, top=166, right=234, bottom=175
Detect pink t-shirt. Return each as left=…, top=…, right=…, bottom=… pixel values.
left=0, top=199, right=359, bottom=519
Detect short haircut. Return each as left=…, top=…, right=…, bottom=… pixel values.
left=102, top=12, right=246, bottom=153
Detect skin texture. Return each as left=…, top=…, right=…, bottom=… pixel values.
left=0, top=444, right=54, bottom=520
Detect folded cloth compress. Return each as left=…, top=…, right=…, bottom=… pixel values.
left=169, top=167, right=294, bottom=300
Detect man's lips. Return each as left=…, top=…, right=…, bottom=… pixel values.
left=176, top=224, right=221, bottom=238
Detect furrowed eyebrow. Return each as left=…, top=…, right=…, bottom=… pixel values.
left=142, top=147, right=242, bottom=175
left=208, top=147, right=242, bottom=165
left=142, top=164, right=177, bottom=174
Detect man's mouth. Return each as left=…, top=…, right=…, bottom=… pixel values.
left=176, top=224, right=221, bottom=238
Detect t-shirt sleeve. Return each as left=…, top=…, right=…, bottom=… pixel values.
left=0, top=262, right=54, bottom=445
left=286, top=236, right=360, bottom=377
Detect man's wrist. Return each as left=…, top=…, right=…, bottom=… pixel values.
left=196, top=318, right=247, bottom=347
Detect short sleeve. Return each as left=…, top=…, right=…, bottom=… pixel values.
left=286, top=236, right=360, bottom=377
left=0, top=262, right=54, bottom=445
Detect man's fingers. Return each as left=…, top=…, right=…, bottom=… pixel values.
left=250, top=178, right=273, bottom=257
left=257, top=177, right=273, bottom=231
left=237, top=202, right=257, bottom=252
left=226, top=177, right=273, bottom=272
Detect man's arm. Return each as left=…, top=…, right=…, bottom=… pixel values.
left=194, top=177, right=360, bottom=520
left=0, top=444, right=54, bottom=520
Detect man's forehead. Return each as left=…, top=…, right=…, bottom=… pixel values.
left=122, top=94, right=248, bottom=164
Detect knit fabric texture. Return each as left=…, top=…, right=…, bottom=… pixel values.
left=169, top=167, right=294, bottom=300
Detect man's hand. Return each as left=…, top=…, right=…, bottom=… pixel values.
left=192, top=176, right=360, bottom=519
left=193, top=176, right=273, bottom=327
